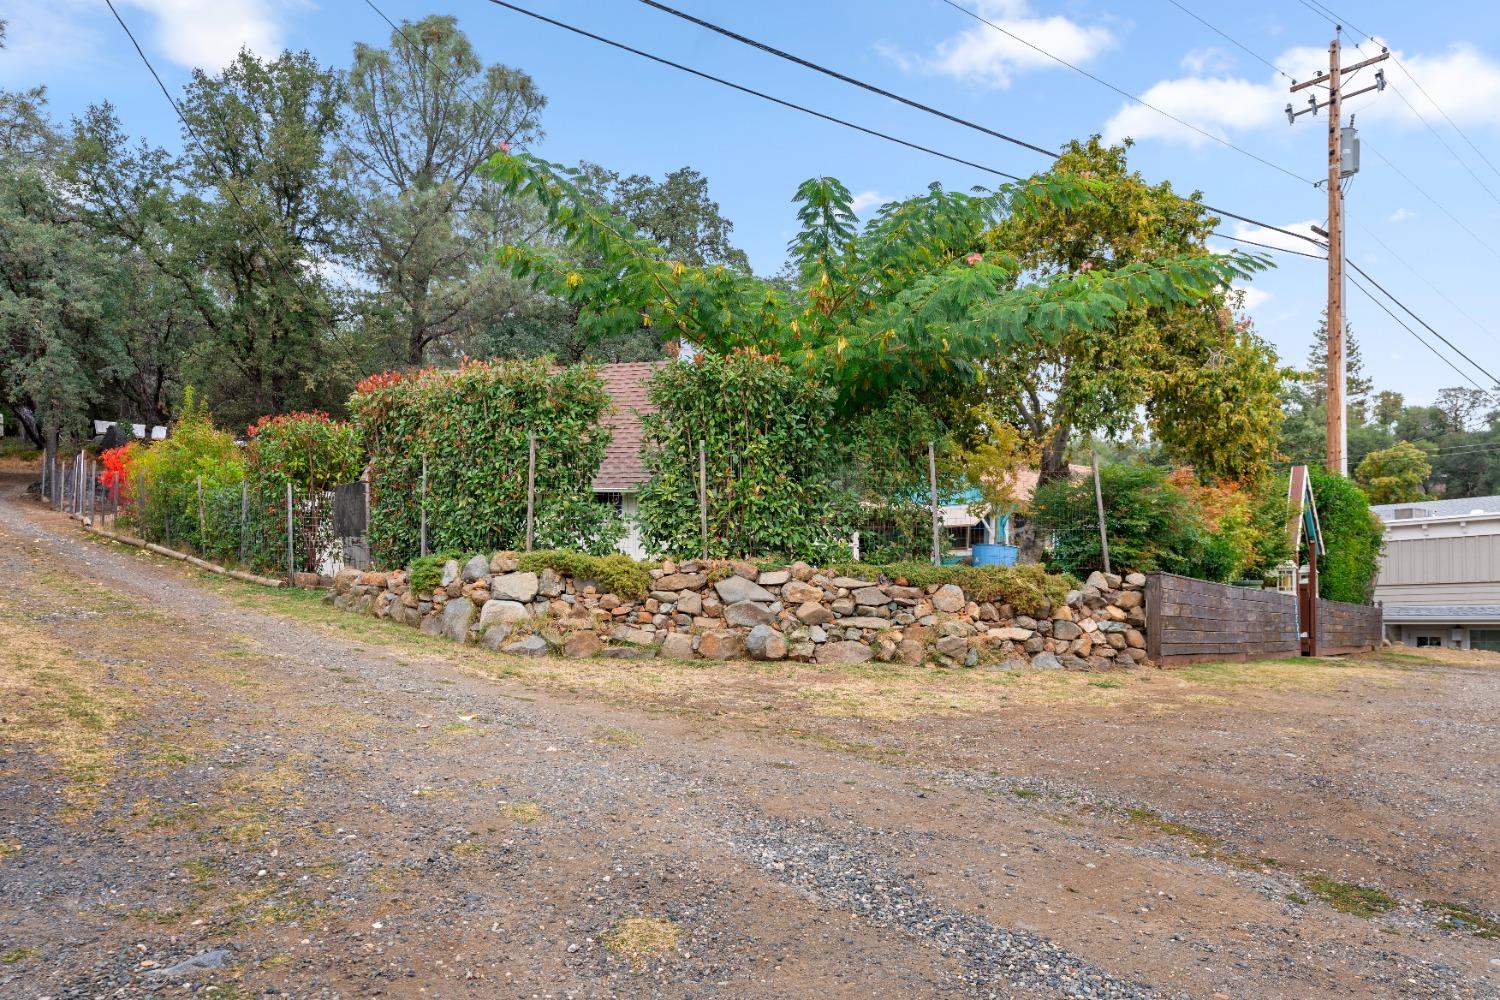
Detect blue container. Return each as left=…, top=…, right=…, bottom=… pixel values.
left=971, top=543, right=1018, bottom=567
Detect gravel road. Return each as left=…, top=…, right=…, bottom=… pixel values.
left=2, top=474, right=1497, bottom=999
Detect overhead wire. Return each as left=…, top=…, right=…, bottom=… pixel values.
left=1356, top=222, right=1498, bottom=356
left=1346, top=272, right=1486, bottom=390
left=1345, top=260, right=1500, bottom=387
left=1362, top=141, right=1500, bottom=262
left=1162, top=0, right=1297, bottom=83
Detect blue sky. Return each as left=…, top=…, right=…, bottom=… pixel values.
left=5, top=0, right=1500, bottom=405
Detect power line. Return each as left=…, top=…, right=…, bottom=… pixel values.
left=1363, top=141, right=1500, bottom=263
left=927, top=0, right=1315, bottom=184
left=1384, top=80, right=1500, bottom=211
left=1346, top=272, right=1486, bottom=391
left=1388, top=52, right=1500, bottom=183
left=485, top=0, right=1326, bottom=254
left=1163, top=0, right=1296, bottom=83
left=1214, top=232, right=1325, bottom=259
left=1345, top=259, right=1500, bottom=387
left=1294, top=0, right=1372, bottom=44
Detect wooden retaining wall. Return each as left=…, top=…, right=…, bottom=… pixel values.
left=1144, top=572, right=1300, bottom=666
left=1315, top=598, right=1384, bottom=656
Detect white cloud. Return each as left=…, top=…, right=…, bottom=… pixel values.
left=1103, top=75, right=1281, bottom=146
left=1180, top=47, right=1232, bottom=76
left=124, top=0, right=284, bottom=71
left=881, top=0, right=1114, bottom=89
left=1104, top=39, right=1500, bottom=150
left=0, top=0, right=104, bottom=84
left=1387, top=207, right=1416, bottom=223
left=849, top=190, right=886, bottom=215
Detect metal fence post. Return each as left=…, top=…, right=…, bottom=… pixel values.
left=88, top=459, right=96, bottom=526
left=697, top=438, right=708, bottom=561
left=928, top=441, right=941, bottom=567
left=239, top=480, right=248, bottom=566
left=285, top=480, right=295, bottom=583
left=39, top=454, right=47, bottom=503
left=419, top=453, right=428, bottom=558
left=525, top=434, right=536, bottom=552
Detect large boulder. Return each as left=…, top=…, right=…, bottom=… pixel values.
left=480, top=624, right=513, bottom=650
left=1052, top=619, right=1083, bottom=641
left=697, top=630, right=744, bottom=660
left=816, top=640, right=874, bottom=665
left=461, top=554, right=490, bottom=582
left=441, top=597, right=475, bottom=642
left=676, top=590, right=703, bottom=616
left=851, top=586, right=889, bottom=607
left=479, top=599, right=530, bottom=628
left=795, top=601, right=834, bottom=625
left=659, top=632, right=696, bottom=659
left=657, top=571, right=708, bottom=591
left=1114, top=590, right=1143, bottom=610
left=564, top=631, right=603, bottom=658
left=1030, top=651, right=1062, bottom=669
left=440, top=559, right=461, bottom=587
left=723, top=600, right=775, bottom=628
left=714, top=576, right=775, bottom=604
left=931, top=584, right=966, bottom=613
left=744, top=624, right=787, bottom=661
left=491, top=572, right=540, bottom=603
left=501, top=635, right=550, bottom=657
left=782, top=580, right=824, bottom=604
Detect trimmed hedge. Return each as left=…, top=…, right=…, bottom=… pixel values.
left=827, top=560, right=1073, bottom=614
left=352, top=359, right=624, bottom=567
left=1308, top=469, right=1384, bottom=603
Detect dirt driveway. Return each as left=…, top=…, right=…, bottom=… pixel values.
left=2, top=472, right=1498, bottom=999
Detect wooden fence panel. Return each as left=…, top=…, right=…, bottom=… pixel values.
left=1145, top=572, right=1300, bottom=666
left=1315, top=599, right=1383, bottom=655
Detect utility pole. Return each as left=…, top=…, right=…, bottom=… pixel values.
left=1288, top=34, right=1388, bottom=475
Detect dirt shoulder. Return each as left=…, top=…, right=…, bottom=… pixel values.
left=2, top=475, right=1497, bottom=999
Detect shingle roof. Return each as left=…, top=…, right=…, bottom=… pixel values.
left=593, top=362, right=663, bottom=492
left=1382, top=605, right=1500, bottom=622
left=1372, top=495, right=1500, bottom=520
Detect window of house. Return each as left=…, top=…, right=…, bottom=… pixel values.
left=1471, top=629, right=1500, bottom=652
left=1414, top=635, right=1443, bottom=648
left=596, top=491, right=624, bottom=516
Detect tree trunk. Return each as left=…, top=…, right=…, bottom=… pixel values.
left=11, top=404, right=43, bottom=448
left=406, top=284, right=429, bottom=368
left=1016, top=422, right=1072, bottom=564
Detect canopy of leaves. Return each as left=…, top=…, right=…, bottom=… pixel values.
left=487, top=148, right=1265, bottom=425
left=1354, top=441, right=1431, bottom=504
left=246, top=411, right=363, bottom=494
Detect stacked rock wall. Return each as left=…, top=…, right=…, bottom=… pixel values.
left=332, top=555, right=1152, bottom=669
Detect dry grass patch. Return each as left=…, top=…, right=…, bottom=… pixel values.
left=1305, top=875, right=1397, bottom=917
left=500, top=801, right=546, bottom=824
left=604, top=917, right=680, bottom=967
left=591, top=725, right=643, bottom=747
left=1176, top=657, right=1406, bottom=694
left=0, top=614, right=139, bottom=818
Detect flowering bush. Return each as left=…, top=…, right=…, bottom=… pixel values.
left=246, top=411, right=362, bottom=493
left=97, top=442, right=139, bottom=500
left=351, top=358, right=623, bottom=565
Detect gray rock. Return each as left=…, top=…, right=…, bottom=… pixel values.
left=808, top=625, right=828, bottom=644
left=479, top=599, right=529, bottom=629
left=676, top=590, right=703, bottom=616
left=490, top=550, right=519, bottom=573
left=501, top=635, right=549, bottom=657
left=851, top=586, right=889, bottom=607
left=830, top=597, right=857, bottom=616
left=1103, top=571, right=1123, bottom=591
left=714, top=576, right=776, bottom=604
left=564, top=631, right=603, bottom=658
left=1022, top=636, right=1045, bottom=653
left=829, top=575, right=874, bottom=589
left=931, top=584, right=966, bottom=613
left=788, top=641, right=816, bottom=661
left=993, top=658, right=1030, bottom=671
left=837, top=616, right=894, bottom=630
left=610, top=625, right=656, bottom=646
left=757, top=569, right=791, bottom=586
left=1030, top=651, right=1062, bottom=669
left=1085, top=570, right=1110, bottom=592
left=816, top=640, right=874, bottom=664
left=697, top=629, right=744, bottom=660
left=146, top=948, right=233, bottom=978
left=895, top=639, right=925, bottom=665
left=1125, top=571, right=1147, bottom=587
left=440, top=559, right=460, bottom=587
left=722, top=600, right=775, bottom=628
left=1014, top=615, right=1038, bottom=630
left=537, top=567, right=564, bottom=598
left=480, top=624, right=514, bottom=650
left=1114, top=590, right=1143, bottom=609
left=745, top=624, right=788, bottom=660
left=491, top=571, right=540, bottom=603
left=934, top=634, right=969, bottom=658
left=1052, top=619, right=1083, bottom=641
left=461, top=554, right=490, bottom=582
left=441, top=596, right=475, bottom=642
left=659, top=632, right=696, bottom=659
left=1058, top=654, right=1090, bottom=670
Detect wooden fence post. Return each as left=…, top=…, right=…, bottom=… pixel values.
left=197, top=475, right=206, bottom=544
left=419, top=453, right=428, bottom=558
left=928, top=441, right=941, bottom=567
left=697, top=438, right=708, bottom=561
left=88, top=459, right=96, bottom=526
left=39, top=454, right=47, bottom=503
left=1090, top=443, right=1111, bottom=576
left=526, top=434, right=536, bottom=552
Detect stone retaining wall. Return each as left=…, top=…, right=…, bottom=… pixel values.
left=331, top=554, right=1152, bottom=670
